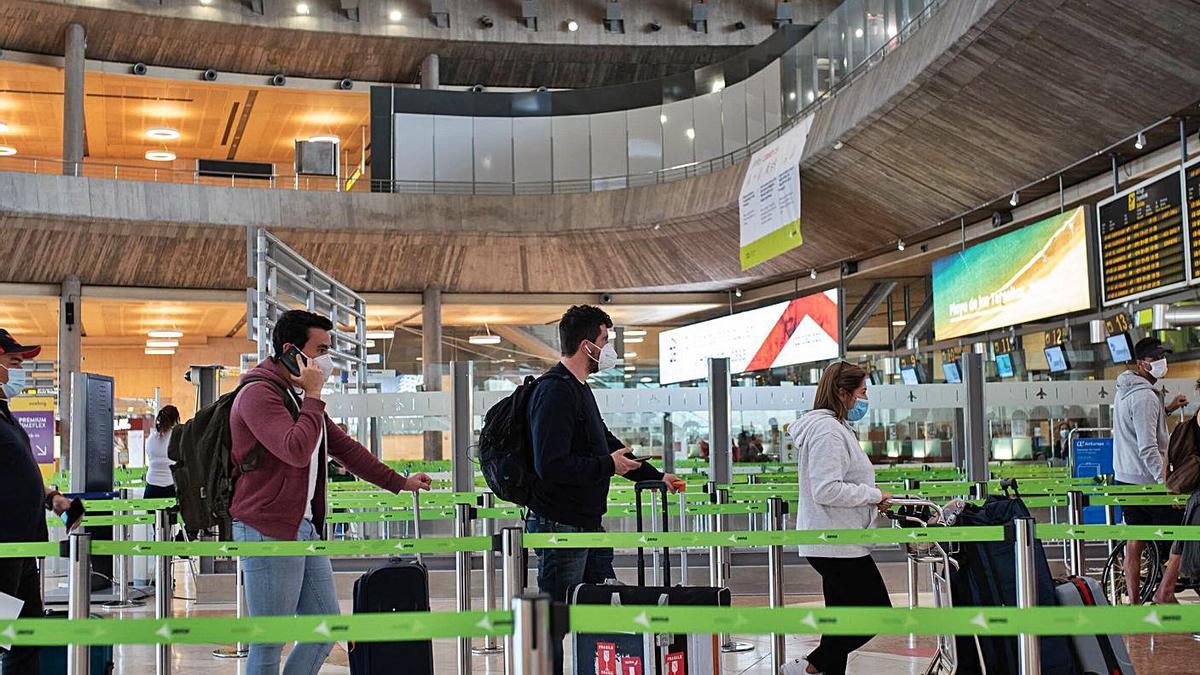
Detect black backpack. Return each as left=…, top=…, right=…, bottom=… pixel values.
left=168, top=377, right=298, bottom=535
left=478, top=372, right=572, bottom=506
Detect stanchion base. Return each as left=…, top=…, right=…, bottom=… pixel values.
left=471, top=646, right=504, bottom=655
left=212, top=646, right=249, bottom=659
left=100, top=600, right=146, bottom=610
left=721, top=641, right=755, bottom=653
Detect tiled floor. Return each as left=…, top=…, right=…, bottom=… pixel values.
left=54, top=564, right=1200, bottom=674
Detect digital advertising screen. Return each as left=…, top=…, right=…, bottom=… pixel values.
left=1106, top=333, right=1133, bottom=364
left=1097, top=167, right=1186, bottom=305
left=658, top=290, right=840, bottom=385
left=1044, top=345, right=1070, bottom=373
left=942, top=362, right=962, bottom=383
left=932, top=206, right=1091, bottom=341
left=995, top=353, right=1015, bottom=378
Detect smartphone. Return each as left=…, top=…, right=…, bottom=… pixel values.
left=280, top=345, right=308, bottom=377
left=64, top=498, right=85, bottom=531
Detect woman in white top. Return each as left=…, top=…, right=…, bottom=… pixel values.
left=144, top=405, right=180, bottom=499
left=783, top=362, right=892, bottom=675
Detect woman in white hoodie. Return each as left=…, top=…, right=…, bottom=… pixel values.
left=785, top=362, right=892, bottom=675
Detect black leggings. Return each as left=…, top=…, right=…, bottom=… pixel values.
left=805, top=555, right=892, bottom=675
left=143, top=483, right=176, bottom=500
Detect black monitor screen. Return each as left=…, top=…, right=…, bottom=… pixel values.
left=1045, top=345, right=1070, bottom=373
left=1106, top=333, right=1133, bottom=364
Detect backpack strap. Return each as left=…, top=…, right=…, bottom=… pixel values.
left=234, top=376, right=303, bottom=475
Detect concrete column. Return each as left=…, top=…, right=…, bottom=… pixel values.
left=422, top=286, right=444, bottom=461
left=58, top=276, right=82, bottom=471
left=62, top=23, right=86, bottom=176
left=420, top=53, right=440, bottom=90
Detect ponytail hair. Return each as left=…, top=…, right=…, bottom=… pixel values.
left=812, top=362, right=866, bottom=421
left=155, top=405, right=180, bottom=434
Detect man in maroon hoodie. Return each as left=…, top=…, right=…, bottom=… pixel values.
left=229, top=310, right=432, bottom=675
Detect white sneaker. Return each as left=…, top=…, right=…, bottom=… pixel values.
left=780, top=657, right=820, bottom=675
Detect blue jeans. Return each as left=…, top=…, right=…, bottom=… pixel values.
left=233, top=519, right=339, bottom=675
left=525, top=514, right=615, bottom=675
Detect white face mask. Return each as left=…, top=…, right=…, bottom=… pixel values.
left=587, top=341, right=620, bottom=372
left=1148, top=358, right=1168, bottom=379
left=313, top=354, right=336, bottom=380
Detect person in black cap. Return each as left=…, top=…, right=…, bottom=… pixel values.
left=0, top=329, right=76, bottom=674
left=1112, top=335, right=1187, bottom=604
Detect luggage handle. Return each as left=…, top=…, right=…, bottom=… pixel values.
left=634, top=480, right=671, bottom=587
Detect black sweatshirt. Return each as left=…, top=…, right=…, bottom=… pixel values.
left=0, top=399, right=48, bottom=543
left=526, top=363, right=663, bottom=529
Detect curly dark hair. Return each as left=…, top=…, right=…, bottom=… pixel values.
left=271, top=310, right=334, bottom=357
left=558, top=305, right=613, bottom=357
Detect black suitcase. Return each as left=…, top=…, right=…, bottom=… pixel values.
left=950, top=482, right=1077, bottom=675
left=571, top=481, right=728, bottom=675
left=347, top=559, right=433, bottom=675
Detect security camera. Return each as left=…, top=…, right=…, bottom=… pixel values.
left=202, top=68, right=218, bottom=81
left=132, top=62, right=148, bottom=76
left=338, top=78, right=353, bottom=90
left=270, top=73, right=287, bottom=86
left=470, top=84, right=485, bottom=93
left=600, top=293, right=614, bottom=305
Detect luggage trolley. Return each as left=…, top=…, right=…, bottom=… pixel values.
left=885, top=497, right=970, bottom=675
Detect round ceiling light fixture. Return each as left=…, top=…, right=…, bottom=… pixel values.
left=365, top=330, right=394, bottom=340
left=566, top=19, right=579, bottom=31
left=146, top=340, right=180, bottom=348
left=145, top=150, right=176, bottom=162
left=147, top=329, right=183, bottom=339
left=146, top=128, right=180, bottom=141
left=144, top=348, right=176, bottom=356
left=0, top=146, right=16, bottom=157
left=0, top=122, right=9, bottom=133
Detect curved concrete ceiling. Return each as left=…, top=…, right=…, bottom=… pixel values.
left=0, top=0, right=838, bottom=88
left=3, top=0, right=1200, bottom=295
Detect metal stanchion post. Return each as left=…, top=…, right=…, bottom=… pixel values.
left=103, top=489, right=143, bottom=609
left=154, top=510, right=174, bottom=674
left=411, top=490, right=424, bottom=567
left=67, top=530, right=91, bottom=675
left=971, top=480, right=988, bottom=501
left=501, top=527, right=525, bottom=675
left=454, top=503, right=473, bottom=675
left=903, top=479, right=920, bottom=612
left=473, top=494, right=503, bottom=655
left=511, top=593, right=553, bottom=675
left=747, top=474, right=758, bottom=531
left=706, top=483, right=719, bottom=588
left=1014, top=517, right=1041, bottom=674
left=212, top=555, right=249, bottom=658
left=1066, top=491, right=1085, bottom=577
left=767, top=497, right=787, bottom=672
left=650, top=488, right=661, bottom=586
left=716, top=488, right=754, bottom=653
left=678, top=491, right=689, bottom=586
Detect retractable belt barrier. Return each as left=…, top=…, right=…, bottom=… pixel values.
left=0, top=605, right=1197, bottom=647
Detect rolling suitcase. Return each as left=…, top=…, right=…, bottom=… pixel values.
left=348, top=497, right=434, bottom=675
left=1054, top=576, right=1135, bottom=675
left=38, top=611, right=113, bottom=675
left=571, top=481, right=728, bottom=675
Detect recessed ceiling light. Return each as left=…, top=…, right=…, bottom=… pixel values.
left=624, top=329, right=647, bottom=337
left=624, top=352, right=637, bottom=359
left=567, top=19, right=579, bottom=31
left=625, top=337, right=644, bottom=344
left=308, top=135, right=339, bottom=144
left=0, top=146, right=16, bottom=157
left=388, top=9, right=402, bottom=22
left=0, top=122, right=9, bottom=133
left=295, top=3, right=310, bottom=15
left=144, top=348, right=176, bottom=355
left=146, top=128, right=180, bottom=141
left=147, top=330, right=183, bottom=339
left=146, top=340, right=179, bottom=348
left=365, top=330, right=393, bottom=340
left=145, top=150, right=176, bottom=162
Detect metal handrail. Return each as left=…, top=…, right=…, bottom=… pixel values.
left=0, top=1, right=947, bottom=196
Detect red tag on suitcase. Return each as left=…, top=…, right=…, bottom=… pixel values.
left=596, top=642, right=617, bottom=675
left=665, top=651, right=686, bottom=675
left=620, top=656, right=643, bottom=675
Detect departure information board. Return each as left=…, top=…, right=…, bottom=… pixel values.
left=1097, top=167, right=1186, bottom=305
left=1187, top=158, right=1200, bottom=280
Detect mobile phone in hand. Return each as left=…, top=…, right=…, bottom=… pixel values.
left=280, top=345, right=308, bottom=377
left=64, top=499, right=85, bottom=531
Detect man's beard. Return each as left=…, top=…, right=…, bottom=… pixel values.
left=587, top=356, right=599, bottom=374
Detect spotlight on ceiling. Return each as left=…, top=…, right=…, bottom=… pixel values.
left=810, top=269, right=818, bottom=280
left=202, top=68, right=218, bottom=81
left=479, top=15, right=494, bottom=28
left=295, top=3, right=310, bottom=16
left=338, top=78, right=353, bottom=90
left=270, top=73, right=287, bottom=86
left=470, top=84, right=485, bottom=93
left=648, top=20, right=661, bottom=31
left=897, top=240, right=905, bottom=252
left=388, top=10, right=402, bottom=22
left=566, top=19, right=579, bottom=31
left=833, top=140, right=844, bottom=150
left=1009, top=191, right=1019, bottom=207
left=734, top=288, right=743, bottom=298
left=132, top=62, right=148, bottom=76
left=733, top=20, right=746, bottom=30
left=1135, top=131, right=1146, bottom=150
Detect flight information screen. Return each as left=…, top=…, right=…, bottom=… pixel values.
left=1097, top=168, right=1186, bottom=305
left=1187, top=159, right=1200, bottom=280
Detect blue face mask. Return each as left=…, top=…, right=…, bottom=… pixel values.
left=847, top=398, right=869, bottom=422
left=1, top=365, right=25, bottom=399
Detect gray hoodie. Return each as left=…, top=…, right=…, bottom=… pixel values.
left=1113, top=370, right=1168, bottom=485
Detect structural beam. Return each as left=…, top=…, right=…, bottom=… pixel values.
left=58, top=276, right=82, bottom=471
left=422, top=286, right=444, bottom=461
left=843, top=281, right=897, bottom=346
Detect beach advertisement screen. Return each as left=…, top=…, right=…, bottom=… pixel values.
left=932, top=206, right=1092, bottom=341
left=659, top=290, right=840, bottom=385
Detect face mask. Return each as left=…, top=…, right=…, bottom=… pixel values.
left=0, top=364, right=25, bottom=399
left=1148, top=358, right=1168, bottom=379
left=313, top=354, right=336, bottom=381
left=587, top=341, right=620, bottom=372
left=1060, top=429, right=1069, bottom=440
left=847, top=398, right=869, bottom=422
